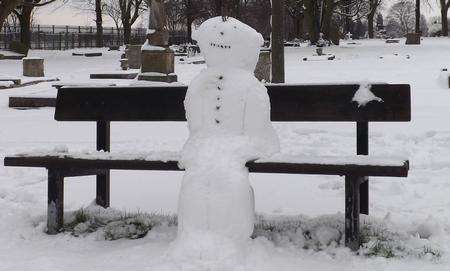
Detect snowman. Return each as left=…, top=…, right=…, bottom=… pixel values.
left=173, top=17, right=279, bottom=258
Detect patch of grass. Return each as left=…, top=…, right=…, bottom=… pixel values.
left=64, top=209, right=90, bottom=231
left=104, top=217, right=152, bottom=240
left=420, top=246, right=442, bottom=259
left=64, top=207, right=177, bottom=240
left=360, top=221, right=441, bottom=260
left=62, top=209, right=442, bottom=261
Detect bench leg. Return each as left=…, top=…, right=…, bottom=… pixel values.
left=359, top=177, right=369, bottom=215
left=96, top=171, right=110, bottom=208
left=47, top=169, right=64, bottom=234
left=345, top=175, right=362, bottom=251
left=96, top=120, right=110, bottom=208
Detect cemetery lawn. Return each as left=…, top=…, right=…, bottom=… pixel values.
left=1, top=38, right=450, bottom=270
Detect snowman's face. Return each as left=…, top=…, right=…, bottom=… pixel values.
left=192, top=17, right=264, bottom=71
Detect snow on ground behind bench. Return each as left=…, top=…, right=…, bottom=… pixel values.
left=1, top=39, right=450, bottom=270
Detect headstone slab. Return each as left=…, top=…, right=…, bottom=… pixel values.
left=254, top=50, right=271, bottom=82
left=23, top=57, right=45, bottom=77
left=120, top=59, right=129, bottom=70
left=406, top=33, right=421, bottom=45
left=137, top=73, right=177, bottom=83
left=141, top=48, right=175, bottom=75
left=125, top=45, right=142, bottom=69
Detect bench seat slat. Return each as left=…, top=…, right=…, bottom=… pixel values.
left=4, top=155, right=409, bottom=177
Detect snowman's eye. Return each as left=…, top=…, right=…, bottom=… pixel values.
left=220, top=31, right=224, bottom=36
left=233, top=26, right=237, bottom=29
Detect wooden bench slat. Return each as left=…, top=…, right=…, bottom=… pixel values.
left=54, top=84, right=411, bottom=122
left=4, top=156, right=409, bottom=177
left=9, top=97, right=56, bottom=108
left=247, top=161, right=408, bottom=177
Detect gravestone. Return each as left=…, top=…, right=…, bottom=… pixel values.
left=126, top=45, right=142, bottom=69
left=23, top=57, right=44, bottom=77
left=120, top=59, right=129, bottom=70
left=139, top=0, right=177, bottom=82
left=406, top=33, right=421, bottom=45
left=254, top=49, right=271, bottom=82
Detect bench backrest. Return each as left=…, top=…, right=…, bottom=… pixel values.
left=55, top=84, right=411, bottom=122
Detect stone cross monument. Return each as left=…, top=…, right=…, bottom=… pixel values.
left=139, top=0, right=177, bottom=82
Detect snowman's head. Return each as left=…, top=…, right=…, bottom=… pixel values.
left=192, top=17, right=264, bottom=71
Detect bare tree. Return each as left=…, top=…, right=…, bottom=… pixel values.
left=439, top=0, right=450, bottom=36
left=73, top=0, right=103, bottom=47
left=272, top=0, right=285, bottom=83
left=367, top=0, right=383, bottom=38
left=415, top=0, right=419, bottom=33
left=0, top=0, right=56, bottom=35
left=13, top=0, right=58, bottom=48
left=103, top=0, right=123, bottom=32
left=79, top=0, right=144, bottom=45
left=119, top=0, right=144, bottom=44
left=1, top=0, right=22, bottom=31
left=165, top=0, right=186, bottom=32
left=95, top=0, right=103, bottom=47
left=286, top=0, right=305, bottom=39
left=386, top=0, right=415, bottom=37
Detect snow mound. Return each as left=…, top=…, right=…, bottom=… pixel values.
left=352, top=83, right=383, bottom=107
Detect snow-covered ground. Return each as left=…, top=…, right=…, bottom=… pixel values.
left=1, top=38, right=450, bottom=270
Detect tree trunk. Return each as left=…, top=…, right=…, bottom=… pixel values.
left=19, top=6, right=33, bottom=48
left=271, top=0, right=285, bottom=83
left=368, top=12, right=375, bottom=39
left=295, top=16, right=303, bottom=39
left=231, top=0, right=240, bottom=19
left=123, top=22, right=131, bottom=44
left=187, top=15, right=193, bottom=43
left=305, top=0, right=319, bottom=43
left=343, top=0, right=352, bottom=34
left=186, top=0, right=193, bottom=43
left=321, top=0, right=335, bottom=42
left=214, top=0, right=222, bottom=16
left=95, top=0, right=103, bottom=47
left=442, top=4, right=449, bottom=36
left=415, top=0, right=420, bottom=34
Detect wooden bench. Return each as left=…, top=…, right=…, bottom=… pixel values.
left=4, top=84, right=411, bottom=250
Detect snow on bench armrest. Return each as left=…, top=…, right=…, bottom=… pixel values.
left=255, top=153, right=408, bottom=167
left=13, top=150, right=180, bottom=163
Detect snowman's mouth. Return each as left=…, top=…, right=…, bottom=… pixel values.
left=210, top=42, right=231, bottom=49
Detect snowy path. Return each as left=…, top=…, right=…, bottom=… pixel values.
left=1, top=39, right=450, bottom=270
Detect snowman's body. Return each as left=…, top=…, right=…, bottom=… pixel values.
left=176, top=17, right=279, bottom=250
